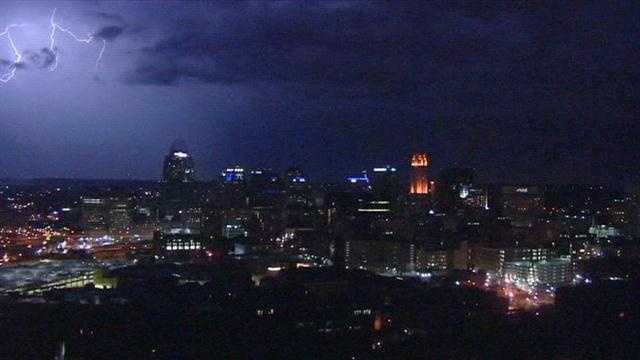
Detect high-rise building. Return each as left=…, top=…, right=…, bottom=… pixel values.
left=154, top=230, right=205, bottom=253
left=439, top=167, right=474, bottom=203
left=162, top=140, right=195, bottom=183
left=246, top=169, right=284, bottom=240
left=222, top=165, right=246, bottom=184
left=248, top=169, right=280, bottom=190
left=283, top=167, right=317, bottom=234
left=80, top=197, right=131, bottom=232
left=284, top=167, right=308, bottom=189
left=460, top=186, right=489, bottom=210
left=80, top=198, right=108, bottom=230
left=159, top=140, right=202, bottom=236
left=371, top=165, right=400, bottom=202
left=409, top=153, right=432, bottom=195
left=500, top=186, right=543, bottom=227
left=108, top=199, right=131, bottom=231
left=472, top=245, right=557, bottom=277
left=504, top=258, right=573, bottom=287
left=248, top=168, right=282, bottom=206
left=345, top=171, right=371, bottom=192
left=222, top=213, right=249, bottom=239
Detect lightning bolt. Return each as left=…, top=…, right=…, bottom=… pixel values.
left=49, top=8, right=106, bottom=71
left=0, top=8, right=106, bottom=84
left=0, top=24, right=23, bottom=83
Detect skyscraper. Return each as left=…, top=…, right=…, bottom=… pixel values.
left=162, top=140, right=195, bottom=183
left=160, top=140, right=202, bottom=237
left=371, top=165, right=400, bottom=201
left=409, top=153, right=432, bottom=195
left=345, top=171, right=371, bottom=192
left=284, top=167, right=307, bottom=188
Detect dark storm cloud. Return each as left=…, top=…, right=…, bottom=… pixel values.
left=93, top=11, right=125, bottom=23
left=89, top=10, right=130, bottom=41
left=125, top=2, right=429, bottom=89
left=94, top=25, right=125, bottom=41
left=126, top=64, right=180, bottom=86
left=2, top=48, right=55, bottom=73
left=124, top=25, right=147, bottom=36
left=21, top=48, right=56, bottom=69
left=119, top=1, right=640, bottom=184
left=123, top=1, right=538, bottom=97
left=125, top=1, right=638, bottom=96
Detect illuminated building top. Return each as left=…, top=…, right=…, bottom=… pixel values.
left=223, top=166, right=245, bottom=184
left=411, top=153, right=430, bottom=167
left=172, top=151, right=189, bottom=159
left=163, top=141, right=195, bottom=183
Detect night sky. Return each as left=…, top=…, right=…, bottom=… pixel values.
left=1, top=1, right=638, bottom=185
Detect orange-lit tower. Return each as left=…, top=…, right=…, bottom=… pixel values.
left=409, top=152, right=431, bottom=195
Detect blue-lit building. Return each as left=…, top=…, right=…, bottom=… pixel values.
left=222, top=166, right=246, bottom=184
left=345, top=171, right=371, bottom=192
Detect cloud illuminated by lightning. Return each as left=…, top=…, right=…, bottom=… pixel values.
left=49, top=8, right=106, bottom=71
left=0, top=8, right=106, bottom=84
left=0, top=24, right=23, bottom=83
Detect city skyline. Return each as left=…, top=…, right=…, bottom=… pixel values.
left=1, top=1, right=638, bottom=185
left=0, top=143, right=636, bottom=194
left=0, top=137, right=636, bottom=189
left=1, top=2, right=639, bottom=357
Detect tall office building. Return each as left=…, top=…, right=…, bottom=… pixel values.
left=284, top=167, right=308, bottom=189
left=108, top=199, right=131, bottom=231
left=162, top=140, right=195, bottom=183
left=500, top=186, right=543, bottom=227
left=371, top=165, right=400, bottom=201
left=283, top=167, right=317, bottom=233
left=345, top=171, right=371, bottom=192
left=80, top=197, right=131, bottom=232
left=160, top=140, right=202, bottom=237
left=248, top=169, right=280, bottom=190
left=409, top=153, right=432, bottom=195
left=80, top=198, right=108, bottom=230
